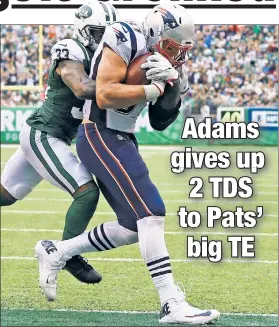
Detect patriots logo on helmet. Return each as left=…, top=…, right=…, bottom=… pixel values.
left=75, top=5, right=93, bottom=20
left=113, top=27, right=128, bottom=45
left=157, top=7, right=179, bottom=31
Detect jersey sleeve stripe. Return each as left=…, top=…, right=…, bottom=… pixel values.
left=74, top=39, right=90, bottom=62
left=120, top=22, right=137, bottom=62
left=73, top=39, right=91, bottom=73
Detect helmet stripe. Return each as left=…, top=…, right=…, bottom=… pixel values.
left=108, top=3, right=117, bottom=22
left=99, top=1, right=110, bottom=23
left=105, top=3, right=114, bottom=23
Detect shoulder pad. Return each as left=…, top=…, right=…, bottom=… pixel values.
left=51, top=39, right=87, bottom=62
left=103, top=22, right=142, bottom=66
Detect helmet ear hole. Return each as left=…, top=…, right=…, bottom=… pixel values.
left=179, top=17, right=182, bottom=24
left=150, top=28, right=154, bottom=37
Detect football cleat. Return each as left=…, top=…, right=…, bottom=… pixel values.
left=159, top=284, right=220, bottom=324
left=63, top=255, right=102, bottom=284
left=35, top=240, right=66, bottom=301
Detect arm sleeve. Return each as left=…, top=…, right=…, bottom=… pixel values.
left=148, top=81, right=182, bottom=131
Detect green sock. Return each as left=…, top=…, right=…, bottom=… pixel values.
left=0, top=192, right=16, bottom=206
left=62, top=187, right=99, bottom=240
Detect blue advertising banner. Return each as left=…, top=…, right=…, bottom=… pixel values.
left=246, top=107, right=278, bottom=131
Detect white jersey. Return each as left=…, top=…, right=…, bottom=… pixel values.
left=83, top=21, right=149, bottom=133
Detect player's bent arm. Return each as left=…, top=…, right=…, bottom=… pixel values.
left=96, top=47, right=146, bottom=109
left=57, top=60, right=96, bottom=100
left=148, top=80, right=181, bottom=131
left=96, top=47, right=163, bottom=109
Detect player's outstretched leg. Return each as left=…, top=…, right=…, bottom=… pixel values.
left=137, top=216, right=220, bottom=325
left=35, top=221, right=138, bottom=301
left=19, top=124, right=103, bottom=285
left=61, top=181, right=102, bottom=284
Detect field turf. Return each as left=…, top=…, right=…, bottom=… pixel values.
left=1, top=145, right=278, bottom=326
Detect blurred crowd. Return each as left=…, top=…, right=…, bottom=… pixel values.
left=1, top=24, right=278, bottom=113
left=185, top=25, right=278, bottom=115
left=1, top=25, right=73, bottom=107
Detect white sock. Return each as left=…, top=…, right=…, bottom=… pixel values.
left=57, top=221, right=138, bottom=258
left=137, top=216, right=180, bottom=305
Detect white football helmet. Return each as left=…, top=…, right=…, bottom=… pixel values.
left=142, top=3, right=195, bottom=67
left=74, top=0, right=119, bottom=50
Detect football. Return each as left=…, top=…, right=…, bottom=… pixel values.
left=125, top=52, right=152, bottom=85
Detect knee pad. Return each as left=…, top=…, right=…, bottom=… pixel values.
left=1, top=181, right=31, bottom=201
left=6, top=184, right=32, bottom=201
left=1, top=146, right=42, bottom=200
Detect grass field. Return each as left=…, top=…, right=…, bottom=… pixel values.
left=1, top=145, right=278, bottom=326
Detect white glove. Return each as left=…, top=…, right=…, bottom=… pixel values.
left=144, top=80, right=166, bottom=105
left=178, top=65, right=189, bottom=95
left=141, top=53, right=179, bottom=85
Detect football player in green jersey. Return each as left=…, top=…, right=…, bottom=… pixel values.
left=0, top=0, right=119, bottom=284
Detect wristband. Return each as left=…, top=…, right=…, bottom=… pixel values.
left=144, top=82, right=165, bottom=102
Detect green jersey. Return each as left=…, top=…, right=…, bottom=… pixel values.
left=27, top=38, right=95, bottom=145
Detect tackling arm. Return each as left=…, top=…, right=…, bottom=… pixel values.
left=148, top=80, right=181, bottom=131
left=57, top=60, right=96, bottom=100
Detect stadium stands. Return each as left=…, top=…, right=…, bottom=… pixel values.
left=1, top=25, right=278, bottom=111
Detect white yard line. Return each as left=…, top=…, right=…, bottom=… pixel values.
left=14, top=188, right=278, bottom=195
left=1, top=228, right=277, bottom=237
left=1, top=210, right=115, bottom=215
left=0, top=145, right=178, bottom=150
left=1, top=210, right=277, bottom=218
left=12, top=197, right=278, bottom=205
left=1, top=256, right=277, bottom=264
left=1, top=144, right=278, bottom=153
left=158, top=183, right=278, bottom=187
left=1, top=307, right=277, bottom=317
left=164, top=199, right=278, bottom=204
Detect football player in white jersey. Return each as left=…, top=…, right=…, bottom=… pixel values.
left=35, top=3, right=221, bottom=324
left=1, top=0, right=119, bottom=284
